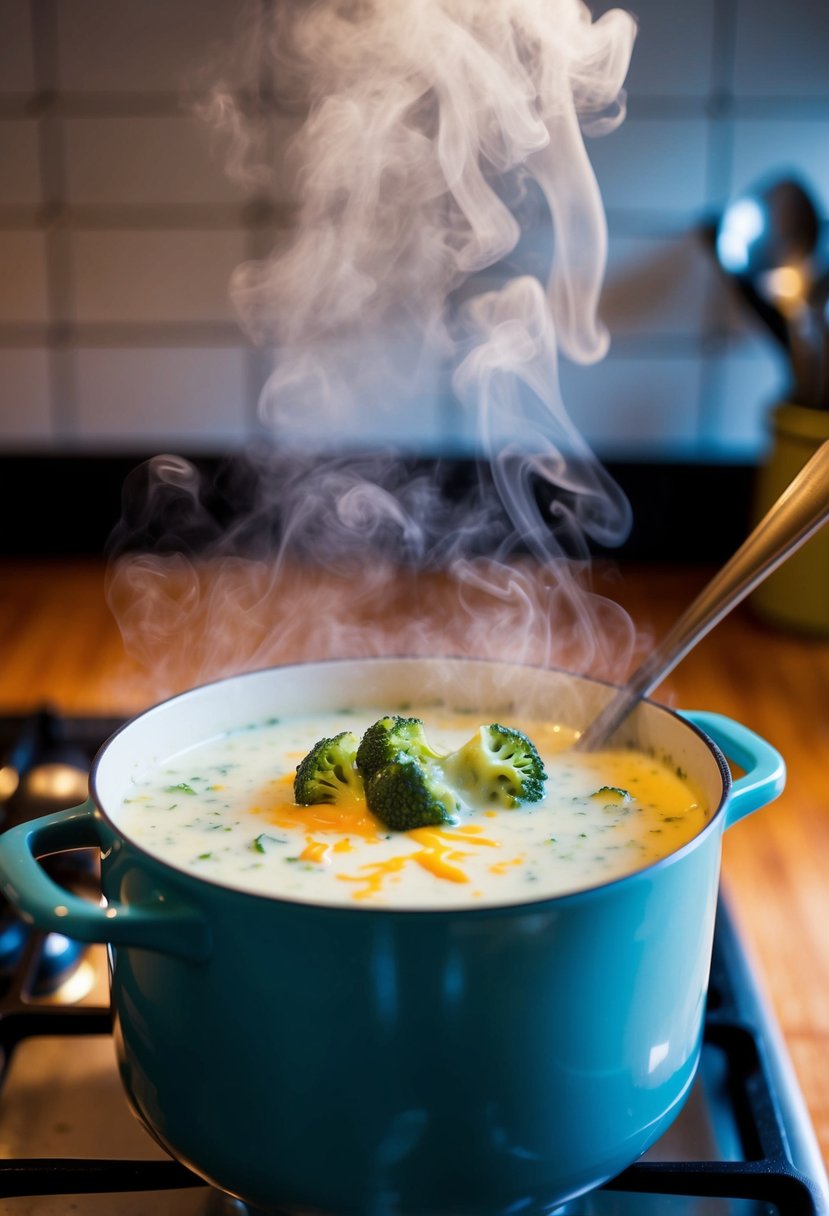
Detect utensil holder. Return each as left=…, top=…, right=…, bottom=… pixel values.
left=751, top=401, right=829, bottom=635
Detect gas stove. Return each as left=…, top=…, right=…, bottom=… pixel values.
left=1, top=709, right=827, bottom=1216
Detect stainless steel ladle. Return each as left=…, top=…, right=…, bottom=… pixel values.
left=576, top=440, right=829, bottom=751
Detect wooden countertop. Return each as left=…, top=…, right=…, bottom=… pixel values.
left=1, top=554, right=828, bottom=1168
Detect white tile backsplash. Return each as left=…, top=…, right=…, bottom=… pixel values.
left=703, top=342, right=790, bottom=460
left=2, top=0, right=829, bottom=462
left=559, top=355, right=704, bottom=458
left=445, top=354, right=703, bottom=460
left=0, top=231, right=49, bottom=322
left=71, top=230, right=247, bottom=324
left=0, top=121, right=41, bottom=206
left=587, top=118, right=711, bottom=215
left=64, top=116, right=245, bottom=206
left=74, top=347, right=250, bottom=449
left=258, top=336, right=445, bottom=453
left=55, top=0, right=253, bottom=94
left=0, top=349, right=52, bottom=444
left=730, top=120, right=829, bottom=219
left=734, top=0, right=829, bottom=99
left=0, top=1, right=35, bottom=94
left=591, top=0, right=717, bottom=97
left=601, top=230, right=716, bottom=338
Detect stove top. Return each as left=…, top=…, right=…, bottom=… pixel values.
left=1, top=709, right=827, bottom=1216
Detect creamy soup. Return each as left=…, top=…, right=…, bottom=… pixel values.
left=113, top=706, right=709, bottom=909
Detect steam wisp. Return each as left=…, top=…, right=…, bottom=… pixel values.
left=107, top=0, right=641, bottom=704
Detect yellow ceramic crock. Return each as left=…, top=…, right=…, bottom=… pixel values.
left=751, top=402, right=829, bottom=635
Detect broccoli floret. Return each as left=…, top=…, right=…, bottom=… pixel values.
left=356, top=715, right=443, bottom=778
left=294, top=731, right=363, bottom=806
left=590, top=785, right=631, bottom=803
left=356, top=715, right=546, bottom=828
left=443, top=723, right=546, bottom=809
left=364, top=753, right=460, bottom=831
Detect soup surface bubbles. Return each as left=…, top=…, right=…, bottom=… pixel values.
left=114, top=706, right=709, bottom=908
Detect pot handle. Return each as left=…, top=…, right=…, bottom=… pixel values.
left=0, top=802, right=211, bottom=961
left=681, top=711, right=786, bottom=827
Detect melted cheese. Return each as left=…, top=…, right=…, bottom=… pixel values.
left=113, top=706, right=709, bottom=909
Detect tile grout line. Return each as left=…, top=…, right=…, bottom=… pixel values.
left=698, top=0, right=740, bottom=451
left=30, top=0, right=78, bottom=447
left=243, top=0, right=278, bottom=440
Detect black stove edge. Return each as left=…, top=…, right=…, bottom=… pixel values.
left=606, top=892, right=829, bottom=1213
left=718, top=891, right=829, bottom=1211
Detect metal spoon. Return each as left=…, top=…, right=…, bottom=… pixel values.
left=714, top=176, right=820, bottom=350
left=576, top=440, right=829, bottom=751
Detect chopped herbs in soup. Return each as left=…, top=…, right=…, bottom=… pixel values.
left=114, top=707, right=709, bottom=908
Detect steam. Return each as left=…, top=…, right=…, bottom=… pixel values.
left=222, top=0, right=635, bottom=422
left=106, top=0, right=642, bottom=705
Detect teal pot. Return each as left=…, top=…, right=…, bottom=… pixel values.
left=0, top=658, right=785, bottom=1216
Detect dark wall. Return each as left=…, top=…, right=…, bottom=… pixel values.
left=1, top=454, right=755, bottom=563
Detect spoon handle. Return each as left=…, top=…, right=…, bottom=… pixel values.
left=576, top=440, right=829, bottom=751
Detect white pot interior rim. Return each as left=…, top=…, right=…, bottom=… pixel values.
left=89, top=656, right=733, bottom=909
